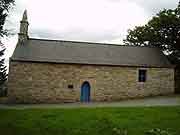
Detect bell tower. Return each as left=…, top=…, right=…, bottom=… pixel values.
left=18, top=10, right=29, bottom=43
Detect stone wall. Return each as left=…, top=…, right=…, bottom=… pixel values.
left=8, top=61, right=174, bottom=103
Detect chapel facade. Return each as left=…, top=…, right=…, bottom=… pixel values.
left=7, top=11, right=175, bottom=103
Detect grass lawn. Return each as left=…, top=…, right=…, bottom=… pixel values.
left=0, top=106, right=180, bottom=135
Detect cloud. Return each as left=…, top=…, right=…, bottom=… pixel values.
left=30, top=28, right=124, bottom=43
left=128, top=0, right=179, bottom=16
left=4, top=0, right=26, bottom=33
left=25, top=0, right=148, bottom=43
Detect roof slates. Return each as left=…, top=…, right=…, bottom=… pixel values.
left=11, top=38, right=173, bottom=67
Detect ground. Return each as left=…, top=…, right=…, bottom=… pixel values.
left=0, top=95, right=180, bottom=108
left=0, top=95, right=180, bottom=135
left=0, top=106, right=180, bottom=135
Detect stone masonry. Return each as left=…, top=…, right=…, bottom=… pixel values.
left=7, top=61, right=174, bottom=103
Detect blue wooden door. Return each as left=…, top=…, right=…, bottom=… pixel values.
left=81, top=82, right=90, bottom=102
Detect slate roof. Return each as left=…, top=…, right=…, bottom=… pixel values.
left=11, top=38, right=173, bottom=68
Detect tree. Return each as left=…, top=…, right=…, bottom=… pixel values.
left=0, top=0, right=14, bottom=37
left=0, top=42, right=7, bottom=93
left=0, top=0, right=14, bottom=95
left=124, top=2, right=180, bottom=64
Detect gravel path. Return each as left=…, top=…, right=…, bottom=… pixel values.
left=0, top=95, right=180, bottom=109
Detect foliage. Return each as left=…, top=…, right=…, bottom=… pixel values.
left=145, top=128, right=177, bottom=135
left=0, top=0, right=14, bottom=95
left=113, top=128, right=176, bottom=135
left=124, top=2, right=180, bottom=64
left=0, top=42, right=7, bottom=96
left=0, top=0, right=14, bottom=37
left=113, top=128, right=128, bottom=135
left=0, top=107, right=179, bottom=135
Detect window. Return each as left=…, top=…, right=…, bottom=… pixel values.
left=68, top=84, right=74, bottom=89
left=138, top=69, right=147, bottom=82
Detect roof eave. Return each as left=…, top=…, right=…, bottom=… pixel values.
left=10, top=58, right=175, bottom=68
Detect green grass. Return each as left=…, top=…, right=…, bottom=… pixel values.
left=0, top=106, right=180, bottom=135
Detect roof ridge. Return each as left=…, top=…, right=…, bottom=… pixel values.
left=29, top=38, right=159, bottom=49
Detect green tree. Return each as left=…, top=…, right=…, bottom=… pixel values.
left=124, top=2, right=180, bottom=64
left=0, top=43, right=8, bottom=96
left=0, top=0, right=14, bottom=37
left=0, top=0, right=14, bottom=95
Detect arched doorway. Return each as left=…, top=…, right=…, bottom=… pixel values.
left=81, top=81, right=90, bottom=102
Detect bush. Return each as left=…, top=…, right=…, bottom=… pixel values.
left=0, top=85, right=7, bottom=97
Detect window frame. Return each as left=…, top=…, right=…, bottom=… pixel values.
left=138, top=69, right=147, bottom=82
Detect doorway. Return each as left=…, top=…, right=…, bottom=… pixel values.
left=81, top=81, right=90, bottom=102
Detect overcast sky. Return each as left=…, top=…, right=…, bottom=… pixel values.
left=2, top=0, right=180, bottom=59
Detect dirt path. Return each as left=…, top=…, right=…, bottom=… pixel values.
left=0, top=95, right=180, bottom=109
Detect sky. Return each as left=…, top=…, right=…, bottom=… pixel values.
left=2, top=0, right=180, bottom=60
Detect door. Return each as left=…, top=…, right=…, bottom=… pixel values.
left=81, top=81, right=90, bottom=102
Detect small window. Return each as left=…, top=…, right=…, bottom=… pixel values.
left=138, top=69, right=147, bottom=82
left=68, top=84, right=74, bottom=89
